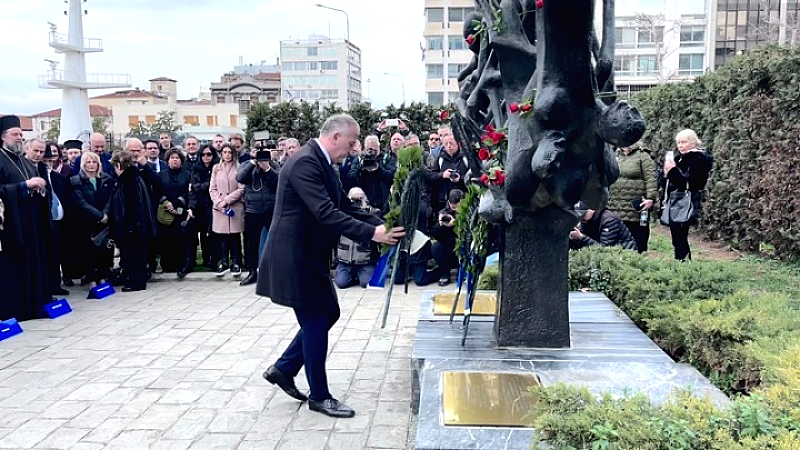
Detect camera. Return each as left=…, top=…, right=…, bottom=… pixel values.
left=441, top=214, right=454, bottom=225
left=361, top=148, right=380, bottom=171
left=448, top=171, right=460, bottom=183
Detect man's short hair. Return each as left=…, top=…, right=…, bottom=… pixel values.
left=320, top=114, right=359, bottom=136
left=124, top=138, right=142, bottom=151
left=143, top=139, right=159, bottom=148
left=364, top=135, right=380, bottom=148
left=285, top=138, right=300, bottom=147
left=229, top=132, right=244, bottom=142
left=27, top=137, right=46, bottom=148
left=448, top=189, right=465, bottom=204
left=185, top=135, right=198, bottom=142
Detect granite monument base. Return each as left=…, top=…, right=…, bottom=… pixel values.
left=411, top=291, right=729, bottom=450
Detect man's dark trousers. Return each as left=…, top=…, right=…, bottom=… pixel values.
left=274, top=307, right=340, bottom=402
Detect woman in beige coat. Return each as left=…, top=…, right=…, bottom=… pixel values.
left=210, top=143, right=245, bottom=278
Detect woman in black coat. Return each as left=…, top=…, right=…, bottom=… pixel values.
left=662, top=129, right=713, bottom=260
left=110, top=150, right=157, bottom=292
left=157, top=149, right=192, bottom=276
left=70, top=151, right=114, bottom=288
left=187, top=145, right=218, bottom=269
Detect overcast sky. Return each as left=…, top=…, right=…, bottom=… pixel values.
left=2, top=0, right=426, bottom=115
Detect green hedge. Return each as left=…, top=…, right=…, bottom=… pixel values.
left=633, top=46, right=800, bottom=260
left=525, top=246, right=800, bottom=449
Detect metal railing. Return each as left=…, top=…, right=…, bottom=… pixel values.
left=49, top=31, right=103, bottom=51
left=39, top=70, right=131, bottom=88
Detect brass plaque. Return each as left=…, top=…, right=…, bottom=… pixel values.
left=442, top=371, right=540, bottom=427
left=432, top=292, right=497, bottom=316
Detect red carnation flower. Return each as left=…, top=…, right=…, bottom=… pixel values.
left=466, top=34, right=476, bottom=46
left=440, top=110, right=450, bottom=121
left=480, top=174, right=490, bottom=186
left=489, top=131, right=505, bottom=145
left=485, top=124, right=495, bottom=132
left=536, top=0, right=544, bottom=9
left=493, top=171, right=506, bottom=186
left=509, top=102, right=520, bottom=113
left=520, top=103, right=533, bottom=113
left=478, top=148, right=491, bottom=161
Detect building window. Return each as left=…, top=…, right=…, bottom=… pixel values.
left=183, top=115, right=199, bottom=126
left=321, top=61, right=338, bottom=70
left=448, top=63, right=468, bottom=79
left=216, top=94, right=226, bottom=104
left=239, top=100, right=250, bottom=114
left=448, top=35, right=467, bottom=50
left=448, top=91, right=459, bottom=103
left=680, top=25, right=705, bottom=44
left=40, top=120, right=47, bottom=130
left=128, top=115, right=139, bottom=128
left=230, top=115, right=238, bottom=127
left=678, top=54, right=704, bottom=75
left=251, top=94, right=259, bottom=104
left=637, top=28, right=662, bottom=48
left=206, top=115, right=218, bottom=126
left=321, top=89, right=339, bottom=99
left=157, top=84, right=163, bottom=91
left=427, top=36, right=443, bottom=51
left=426, top=64, right=444, bottom=79
left=145, top=115, right=156, bottom=125
left=448, top=7, right=473, bottom=23
left=426, top=7, right=443, bottom=22
left=614, top=55, right=659, bottom=76
left=428, top=92, right=444, bottom=106
left=615, top=27, right=637, bottom=48
left=307, top=47, right=318, bottom=56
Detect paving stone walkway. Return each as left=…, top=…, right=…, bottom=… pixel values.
left=0, top=277, right=431, bottom=449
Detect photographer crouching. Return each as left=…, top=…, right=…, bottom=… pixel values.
left=431, top=189, right=464, bottom=286
left=236, top=142, right=280, bottom=286
left=334, top=188, right=381, bottom=288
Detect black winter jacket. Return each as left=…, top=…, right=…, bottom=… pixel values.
left=432, top=149, right=469, bottom=205
left=574, top=209, right=638, bottom=251
left=188, top=160, right=216, bottom=214
left=236, top=160, right=279, bottom=214
left=110, top=168, right=157, bottom=242
left=70, top=172, right=113, bottom=224
left=158, top=167, right=191, bottom=214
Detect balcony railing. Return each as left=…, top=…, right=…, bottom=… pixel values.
left=39, top=70, right=131, bottom=89
left=49, top=31, right=103, bottom=52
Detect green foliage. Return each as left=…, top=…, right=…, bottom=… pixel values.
left=126, top=110, right=181, bottom=141
left=633, top=46, right=800, bottom=260
left=522, top=246, right=800, bottom=449
left=42, top=119, right=60, bottom=142
left=383, top=146, right=424, bottom=251
left=245, top=101, right=445, bottom=147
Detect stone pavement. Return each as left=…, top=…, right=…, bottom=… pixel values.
left=0, top=277, right=433, bottom=449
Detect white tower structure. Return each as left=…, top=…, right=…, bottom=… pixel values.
left=39, top=0, right=131, bottom=143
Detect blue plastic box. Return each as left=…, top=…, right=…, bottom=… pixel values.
left=87, top=282, right=115, bottom=300
left=43, top=299, right=72, bottom=319
left=0, top=318, right=23, bottom=342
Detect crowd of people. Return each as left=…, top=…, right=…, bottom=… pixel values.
left=0, top=108, right=712, bottom=325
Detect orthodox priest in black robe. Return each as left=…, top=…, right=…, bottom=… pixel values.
left=0, top=115, right=53, bottom=322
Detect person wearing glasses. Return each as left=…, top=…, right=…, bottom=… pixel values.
left=187, top=145, right=218, bottom=269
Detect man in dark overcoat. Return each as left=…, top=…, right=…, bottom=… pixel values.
left=256, top=114, right=403, bottom=418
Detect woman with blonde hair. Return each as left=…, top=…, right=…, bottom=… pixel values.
left=662, top=129, right=713, bottom=260
left=70, top=150, right=114, bottom=287
left=209, top=142, right=245, bottom=278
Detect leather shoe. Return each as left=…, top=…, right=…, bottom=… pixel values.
left=62, top=276, right=74, bottom=287
left=308, top=398, right=355, bottom=418
left=239, top=272, right=257, bottom=286
left=52, top=287, right=70, bottom=295
left=122, top=286, right=145, bottom=292
left=263, top=365, right=308, bottom=401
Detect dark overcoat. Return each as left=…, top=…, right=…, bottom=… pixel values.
left=256, top=140, right=380, bottom=312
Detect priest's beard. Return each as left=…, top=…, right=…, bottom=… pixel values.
left=2, top=141, right=23, bottom=154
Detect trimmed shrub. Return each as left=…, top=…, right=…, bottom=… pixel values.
left=633, top=46, right=800, bottom=260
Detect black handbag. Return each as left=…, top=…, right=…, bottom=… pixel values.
left=90, top=225, right=113, bottom=249
left=660, top=180, right=700, bottom=226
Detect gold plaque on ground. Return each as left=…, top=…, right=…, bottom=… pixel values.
left=442, top=371, right=540, bottom=427
left=432, top=292, right=497, bottom=316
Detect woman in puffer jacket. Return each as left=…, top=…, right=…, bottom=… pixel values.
left=608, top=141, right=658, bottom=252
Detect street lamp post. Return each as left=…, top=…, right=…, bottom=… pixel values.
left=316, top=3, right=351, bottom=107
left=383, top=72, right=405, bottom=105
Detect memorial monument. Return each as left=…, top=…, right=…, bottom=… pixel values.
left=449, top=0, right=645, bottom=348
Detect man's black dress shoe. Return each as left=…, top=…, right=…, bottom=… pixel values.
left=52, top=287, right=70, bottom=296
left=62, top=277, right=74, bottom=287
left=121, top=286, right=145, bottom=292
left=263, top=365, right=308, bottom=401
left=239, top=272, right=257, bottom=286
left=308, top=398, right=355, bottom=418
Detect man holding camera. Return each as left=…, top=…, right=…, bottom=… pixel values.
left=431, top=189, right=464, bottom=286
left=432, top=134, right=469, bottom=213
left=237, top=145, right=279, bottom=286
left=347, top=135, right=393, bottom=214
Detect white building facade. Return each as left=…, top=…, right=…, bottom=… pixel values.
left=422, top=0, right=474, bottom=106
left=279, top=35, right=362, bottom=108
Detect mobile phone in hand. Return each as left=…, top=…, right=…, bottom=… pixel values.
left=665, top=151, right=674, bottom=162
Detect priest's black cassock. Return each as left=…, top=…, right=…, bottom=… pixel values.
left=0, top=147, right=53, bottom=321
